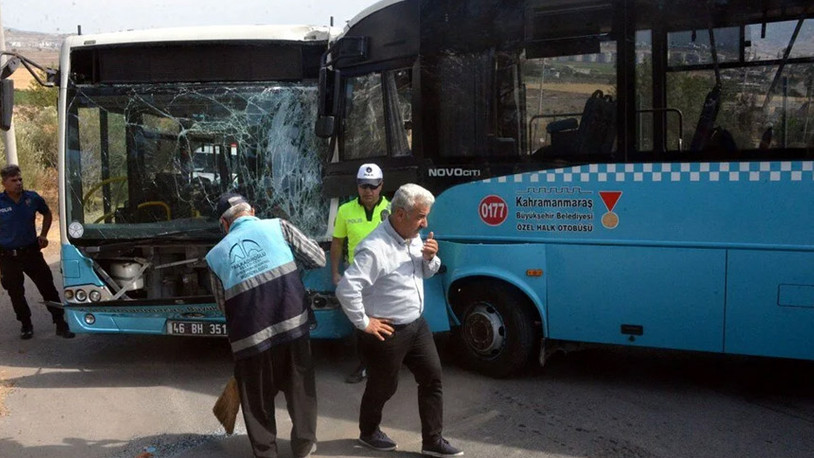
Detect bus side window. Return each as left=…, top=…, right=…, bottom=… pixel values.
left=385, top=69, right=413, bottom=157
left=524, top=33, right=619, bottom=163
left=342, top=73, right=387, bottom=160
left=575, top=90, right=617, bottom=157
left=689, top=85, right=722, bottom=153
left=535, top=90, right=616, bottom=161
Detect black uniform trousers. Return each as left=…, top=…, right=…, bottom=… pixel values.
left=234, top=334, right=317, bottom=458
left=0, top=248, right=64, bottom=326
left=357, top=316, right=444, bottom=444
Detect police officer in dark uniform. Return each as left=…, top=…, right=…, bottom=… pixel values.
left=0, top=165, right=74, bottom=339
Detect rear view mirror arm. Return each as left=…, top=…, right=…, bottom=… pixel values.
left=0, top=51, right=58, bottom=87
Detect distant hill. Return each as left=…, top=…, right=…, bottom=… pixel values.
left=5, top=29, right=67, bottom=52
left=4, top=28, right=64, bottom=62
left=3, top=28, right=65, bottom=89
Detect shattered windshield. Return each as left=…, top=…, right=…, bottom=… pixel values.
left=64, top=83, right=329, bottom=242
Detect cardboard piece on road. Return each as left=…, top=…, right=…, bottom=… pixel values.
left=212, top=376, right=240, bottom=435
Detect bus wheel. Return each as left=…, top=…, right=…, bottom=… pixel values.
left=454, top=284, right=538, bottom=378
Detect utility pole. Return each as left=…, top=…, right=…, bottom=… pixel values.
left=0, top=2, right=18, bottom=165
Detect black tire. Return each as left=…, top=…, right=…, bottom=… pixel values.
left=453, top=283, right=538, bottom=378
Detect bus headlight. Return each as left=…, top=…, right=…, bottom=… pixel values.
left=75, top=289, right=88, bottom=302
left=84, top=314, right=96, bottom=325
left=89, top=290, right=102, bottom=302
left=64, top=289, right=74, bottom=300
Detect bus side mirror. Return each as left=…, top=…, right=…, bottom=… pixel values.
left=315, top=67, right=342, bottom=138
left=315, top=115, right=336, bottom=138
left=0, top=79, right=14, bottom=132
left=317, top=67, right=334, bottom=115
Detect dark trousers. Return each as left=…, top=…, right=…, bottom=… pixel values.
left=358, top=316, right=444, bottom=444
left=234, top=335, right=317, bottom=458
left=0, top=250, right=63, bottom=326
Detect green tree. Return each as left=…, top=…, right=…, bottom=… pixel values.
left=25, top=71, right=58, bottom=108
left=0, top=69, right=59, bottom=188
left=16, top=106, right=58, bottom=169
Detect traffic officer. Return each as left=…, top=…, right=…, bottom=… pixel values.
left=330, top=163, right=390, bottom=383
left=0, top=165, right=74, bottom=339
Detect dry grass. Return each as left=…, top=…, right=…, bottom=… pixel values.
left=532, top=82, right=616, bottom=95
left=10, top=71, right=37, bottom=90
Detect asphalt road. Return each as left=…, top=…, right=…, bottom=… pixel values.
left=1, top=259, right=813, bottom=458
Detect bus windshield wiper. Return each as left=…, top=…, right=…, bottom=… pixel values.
left=154, top=226, right=222, bottom=238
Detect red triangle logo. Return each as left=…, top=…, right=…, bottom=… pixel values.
left=599, top=191, right=622, bottom=212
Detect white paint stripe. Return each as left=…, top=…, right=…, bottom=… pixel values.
left=508, top=161, right=814, bottom=184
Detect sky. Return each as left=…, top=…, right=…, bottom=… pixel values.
left=2, top=0, right=381, bottom=34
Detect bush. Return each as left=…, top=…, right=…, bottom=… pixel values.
left=0, top=131, right=54, bottom=193
left=16, top=105, right=58, bottom=169
left=0, top=76, right=59, bottom=192
left=23, top=75, right=58, bottom=108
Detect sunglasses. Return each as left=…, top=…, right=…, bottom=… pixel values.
left=358, top=183, right=381, bottom=190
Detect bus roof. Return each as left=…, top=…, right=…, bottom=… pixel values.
left=61, top=24, right=339, bottom=50
left=343, top=0, right=812, bottom=33
left=345, top=0, right=407, bottom=30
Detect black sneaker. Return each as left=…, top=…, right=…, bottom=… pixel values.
left=20, top=324, right=33, bottom=340
left=55, top=322, right=75, bottom=339
left=421, top=438, right=463, bottom=457
left=358, top=429, right=397, bottom=451
left=344, top=364, right=367, bottom=384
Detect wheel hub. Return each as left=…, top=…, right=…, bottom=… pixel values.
left=463, top=303, right=505, bottom=356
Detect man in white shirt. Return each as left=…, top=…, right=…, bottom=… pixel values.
left=336, top=183, right=463, bottom=457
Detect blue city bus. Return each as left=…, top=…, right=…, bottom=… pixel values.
left=51, top=25, right=357, bottom=340
left=315, top=0, right=814, bottom=376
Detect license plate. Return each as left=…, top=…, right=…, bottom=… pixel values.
left=166, top=320, right=227, bottom=336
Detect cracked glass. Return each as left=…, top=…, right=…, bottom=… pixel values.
left=64, top=83, right=329, bottom=242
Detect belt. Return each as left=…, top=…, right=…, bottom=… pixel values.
left=392, top=317, right=422, bottom=330
left=0, top=245, right=39, bottom=257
